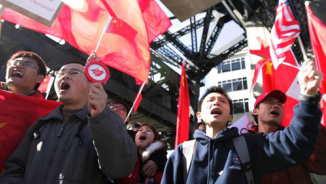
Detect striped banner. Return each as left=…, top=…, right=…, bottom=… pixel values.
left=269, top=0, right=300, bottom=69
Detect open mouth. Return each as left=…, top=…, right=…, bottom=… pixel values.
left=60, top=81, right=70, bottom=90
left=12, top=70, right=23, bottom=78
left=139, top=134, right=147, bottom=140
left=270, top=110, right=279, bottom=116
left=211, top=108, right=222, bottom=115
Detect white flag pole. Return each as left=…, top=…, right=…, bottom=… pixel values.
left=297, top=36, right=308, bottom=61
left=94, top=16, right=113, bottom=53
left=124, top=81, right=146, bottom=123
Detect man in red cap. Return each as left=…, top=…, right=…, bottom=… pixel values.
left=251, top=86, right=326, bottom=183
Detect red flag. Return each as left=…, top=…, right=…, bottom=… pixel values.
left=251, top=37, right=300, bottom=127
left=133, top=89, right=143, bottom=113
left=106, top=17, right=137, bottom=40
left=269, top=0, right=300, bottom=69
left=133, top=94, right=142, bottom=112
left=249, top=37, right=271, bottom=92
left=306, top=2, right=326, bottom=126
left=175, top=63, right=190, bottom=148
left=0, top=90, right=61, bottom=173
left=1, top=0, right=171, bottom=83
left=262, top=60, right=276, bottom=93
left=38, top=76, right=54, bottom=95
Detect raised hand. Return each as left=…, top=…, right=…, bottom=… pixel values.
left=88, top=82, right=108, bottom=117
left=298, top=59, right=323, bottom=96
left=142, top=160, right=158, bottom=177
left=87, top=51, right=99, bottom=62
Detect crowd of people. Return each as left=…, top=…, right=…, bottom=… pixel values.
left=0, top=51, right=325, bottom=184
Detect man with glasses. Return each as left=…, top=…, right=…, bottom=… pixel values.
left=250, top=89, right=326, bottom=183
left=1, top=51, right=47, bottom=98
left=0, top=60, right=136, bottom=183
left=162, top=60, right=324, bottom=184
left=108, top=99, right=130, bottom=123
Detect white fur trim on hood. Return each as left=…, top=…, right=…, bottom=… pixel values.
left=142, top=141, right=165, bottom=161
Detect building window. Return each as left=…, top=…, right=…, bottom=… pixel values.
left=217, top=77, right=248, bottom=92
left=217, top=57, right=246, bottom=73
left=233, top=98, right=249, bottom=114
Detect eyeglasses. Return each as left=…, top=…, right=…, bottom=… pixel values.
left=110, top=105, right=127, bottom=112
left=8, top=60, right=38, bottom=70
left=55, top=69, right=84, bottom=78
left=261, top=99, right=284, bottom=107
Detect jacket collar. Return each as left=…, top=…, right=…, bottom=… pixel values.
left=39, top=104, right=89, bottom=122
left=194, top=127, right=240, bottom=144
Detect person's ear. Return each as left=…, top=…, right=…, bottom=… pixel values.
left=253, top=108, right=258, bottom=116
left=36, top=75, right=45, bottom=84
left=228, top=115, right=233, bottom=123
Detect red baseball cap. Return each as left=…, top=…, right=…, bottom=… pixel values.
left=254, top=90, right=287, bottom=108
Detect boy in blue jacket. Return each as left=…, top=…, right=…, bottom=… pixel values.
left=162, top=59, right=323, bottom=184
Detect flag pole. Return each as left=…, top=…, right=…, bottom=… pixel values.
left=94, top=16, right=113, bottom=53
left=297, top=36, right=308, bottom=61
left=124, top=81, right=146, bottom=123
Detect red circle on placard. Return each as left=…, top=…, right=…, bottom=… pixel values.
left=84, top=61, right=110, bottom=84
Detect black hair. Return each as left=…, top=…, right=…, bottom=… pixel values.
left=252, top=103, right=260, bottom=124
left=198, top=86, right=233, bottom=114
left=64, top=60, right=86, bottom=66
left=8, top=51, right=47, bottom=90
left=108, top=99, right=131, bottom=115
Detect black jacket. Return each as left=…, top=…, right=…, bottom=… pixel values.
left=0, top=105, right=136, bottom=184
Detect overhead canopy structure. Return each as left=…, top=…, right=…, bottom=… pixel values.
left=0, top=0, right=312, bottom=148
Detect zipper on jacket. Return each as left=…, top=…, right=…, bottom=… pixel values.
left=43, top=121, right=66, bottom=183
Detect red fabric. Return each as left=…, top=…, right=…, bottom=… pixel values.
left=175, top=63, right=190, bottom=148
left=38, top=76, right=52, bottom=94
left=0, top=90, right=61, bottom=173
left=250, top=58, right=268, bottom=93
left=115, top=155, right=163, bottom=184
left=273, top=50, right=299, bottom=127
left=1, top=0, right=171, bottom=83
left=269, top=0, right=300, bottom=69
left=262, top=60, right=276, bottom=93
left=133, top=93, right=142, bottom=112
left=250, top=39, right=299, bottom=127
left=306, top=3, right=326, bottom=126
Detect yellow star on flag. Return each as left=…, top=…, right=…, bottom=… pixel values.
left=265, top=61, right=273, bottom=76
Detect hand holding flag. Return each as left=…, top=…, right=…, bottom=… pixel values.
left=298, top=59, right=323, bottom=96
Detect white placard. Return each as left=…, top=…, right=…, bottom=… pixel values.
left=0, top=0, right=63, bottom=27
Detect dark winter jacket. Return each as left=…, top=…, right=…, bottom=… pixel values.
left=250, top=124, right=326, bottom=184
left=116, top=141, right=167, bottom=184
left=161, top=100, right=322, bottom=184
left=0, top=105, right=137, bottom=184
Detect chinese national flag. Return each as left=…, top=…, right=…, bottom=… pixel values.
left=250, top=38, right=299, bottom=127
left=263, top=51, right=299, bottom=127
left=262, top=60, right=276, bottom=93
left=1, top=0, right=171, bottom=83
left=175, top=63, right=190, bottom=148
left=106, top=17, right=137, bottom=41
left=306, top=2, right=326, bottom=126
left=38, top=76, right=54, bottom=95
left=0, top=90, right=61, bottom=173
